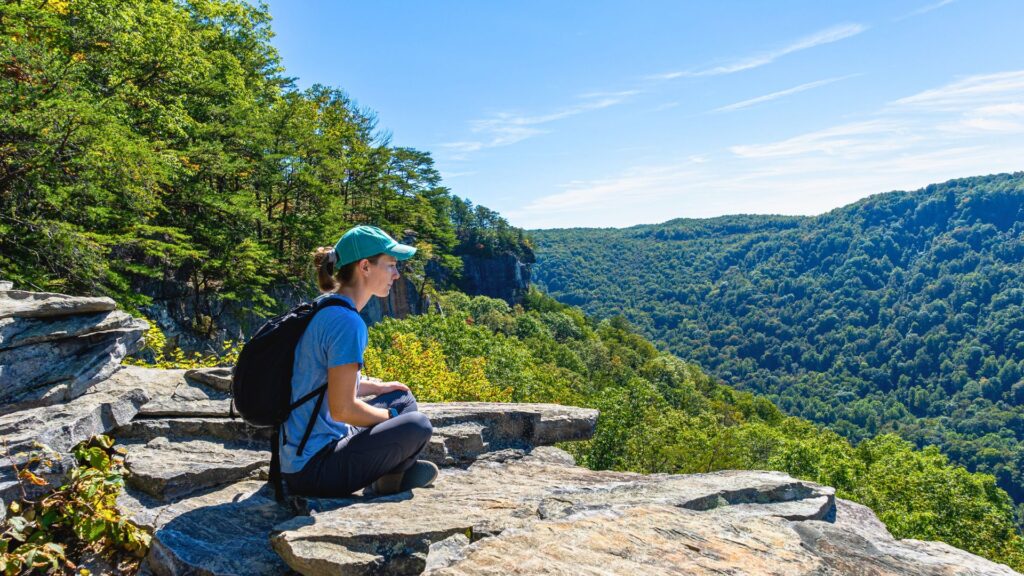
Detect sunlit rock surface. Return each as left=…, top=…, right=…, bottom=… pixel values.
left=1, top=288, right=1017, bottom=576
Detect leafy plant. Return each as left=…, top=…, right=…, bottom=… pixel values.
left=0, top=436, right=151, bottom=574
left=123, top=319, right=240, bottom=369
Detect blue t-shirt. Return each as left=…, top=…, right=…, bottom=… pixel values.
left=280, top=294, right=367, bottom=474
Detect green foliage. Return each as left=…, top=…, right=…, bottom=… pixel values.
left=531, top=173, right=1024, bottom=511
left=370, top=291, right=1024, bottom=570
left=0, top=0, right=526, bottom=322
left=123, top=318, right=240, bottom=369
left=849, top=435, right=1024, bottom=564
left=1, top=436, right=150, bottom=574
left=364, top=331, right=511, bottom=403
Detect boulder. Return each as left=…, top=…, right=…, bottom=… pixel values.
left=0, top=290, right=148, bottom=407
left=184, top=367, right=233, bottom=393
left=0, top=366, right=168, bottom=503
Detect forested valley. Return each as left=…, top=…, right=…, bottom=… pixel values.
left=2, top=0, right=1023, bottom=570
left=531, top=173, right=1024, bottom=524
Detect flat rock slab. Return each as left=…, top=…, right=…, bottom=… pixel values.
left=427, top=504, right=826, bottom=576
left=418, top=403, right=598, bottom=448
left=270, top=449, right=836, bottom=576
left=136, top=376, right=231, bottom=418
left=0, top=290, right=116, bottom=319
left=430, top=500, right=1016, bottom=576
left=113, top=416, right=271, bottom=443
left=122, top=403, right=596, bottom=467
left=793, top=510, right=1021, bottom=576
left=123, top=481, right=296, bottom=576
left=0, top=309, right=140, bottom=351
left=185, top=367, right=233, bottom=393
left=123, top=437, right=268, bottom=501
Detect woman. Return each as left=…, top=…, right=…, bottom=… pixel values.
left=280, top=225, right=437, bottom=497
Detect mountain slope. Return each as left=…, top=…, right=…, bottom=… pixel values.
left=530, top=172, right=1024, bottom=510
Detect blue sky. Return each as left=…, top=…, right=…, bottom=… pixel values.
left=264, top=0, right=1024, bottom=229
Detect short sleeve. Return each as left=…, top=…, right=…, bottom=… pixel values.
left=318, top=306, right=367, bottom=368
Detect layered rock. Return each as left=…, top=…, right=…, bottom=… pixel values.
left=0, top=298, right=1016, bottom=576
left=0, top=291, right=150, bottom=503
left=0, top=289, right=148, bottom=407
left=0, top=368, right=155, bottom=503
left=111, top=396, right=598, bottom=575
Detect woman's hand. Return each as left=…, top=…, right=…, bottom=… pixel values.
left=359, top=377, right=409, bottom=396
left=376, top=380, right=410, bottom=394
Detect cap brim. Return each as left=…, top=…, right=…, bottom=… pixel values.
left=385, top=243, right=417, bottom=261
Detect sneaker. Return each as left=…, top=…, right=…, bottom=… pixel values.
left=400, top=460, right=439, bottom=491
left=367, top=471, right=403, bottom=497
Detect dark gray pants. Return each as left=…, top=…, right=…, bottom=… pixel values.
left=283, top=390, right=432, bottom=497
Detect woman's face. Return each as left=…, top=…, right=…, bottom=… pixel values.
left=365, top=255, right=400, bottom=297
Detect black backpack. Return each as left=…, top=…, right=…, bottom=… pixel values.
left=231, top=297, right=355, bottom=500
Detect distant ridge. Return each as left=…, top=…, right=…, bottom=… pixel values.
left=531, top=171, right=1024, bottom=510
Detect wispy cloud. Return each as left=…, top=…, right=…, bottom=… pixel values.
left=445, top=24, right=866, bottom=160
left=729, top=120, right=913, bottom=158
left=441, top=91, right=639, bottom=155
left=650, top=23, right=867, bottom=80
left=896, top=0, right=956, bottom=21
left=892, top=70, right=1024, bottom=110
left=439, top=170, right=477, bottom=179
left=731, top=70, right=1024, bottom=158
left=712, top=74, right=860, bottom=113
left=511, top=69, right=1024, bottom=229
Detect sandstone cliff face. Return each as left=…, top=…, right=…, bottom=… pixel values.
left=1, top=290, right=1018, bottom=576
left=456, top=253, right=531, bottom=305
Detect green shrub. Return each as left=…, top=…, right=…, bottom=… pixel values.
left=1, top=436, right=150, bottom=574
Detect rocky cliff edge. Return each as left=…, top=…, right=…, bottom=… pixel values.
left=0, top=288, right=1019, bottom=575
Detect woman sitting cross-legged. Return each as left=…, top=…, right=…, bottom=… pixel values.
left=280, top=225, right=437, bottom=498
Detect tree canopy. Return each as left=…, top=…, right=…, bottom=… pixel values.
left=0, top=0, right=521, bottom=320
left=531, top=173, right=1024, bottom=521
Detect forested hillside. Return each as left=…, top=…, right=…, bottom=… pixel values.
left=0, top=0, right=526, bottom=319
left=3, top=1, right=1024, bottom=570
left=531, top=173, right=1024, bottom=515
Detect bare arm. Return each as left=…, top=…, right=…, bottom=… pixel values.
left=327, top=363, right=389, bottom=426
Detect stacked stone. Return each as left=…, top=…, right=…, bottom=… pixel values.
left=0, top=288, right=149, bottom=407
left=0, top=287, right=151, bottom=506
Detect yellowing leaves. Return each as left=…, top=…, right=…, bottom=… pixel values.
left=41, top=0, right=70, bottom=15
left=365, top=333, right=511, bottom=403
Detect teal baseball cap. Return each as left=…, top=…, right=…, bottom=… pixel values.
left=334, top=225, right=416, bottom=269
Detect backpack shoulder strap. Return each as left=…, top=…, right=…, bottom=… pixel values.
left=314, top=296, right=356, bottom=313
